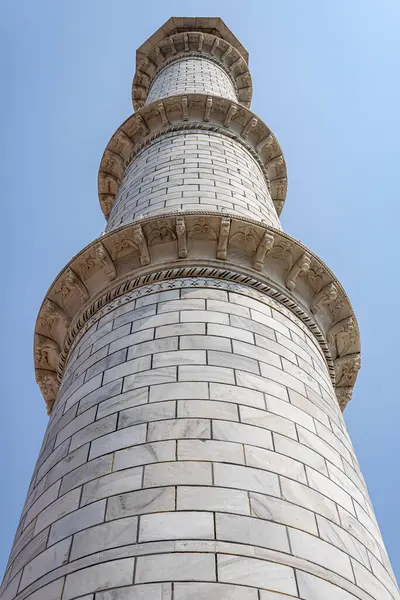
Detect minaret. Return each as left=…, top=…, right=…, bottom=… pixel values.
left=1, top=17, right=398, bottom=600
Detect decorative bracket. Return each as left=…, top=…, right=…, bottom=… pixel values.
left=204, top=97, right=213, bottom=122
left=311, top=282, right=338, bottom=315
left=176, top=216, right=187, bottom=258
left=285, top=253, right=311, bottom=291
left=242, top=117, right=257, bottom=140
left=253, top=231, right=275, bottom=271
left=38, top=299, right=70, bottom=334
left=95, top=242, right=117, bottom=281
left=335, top=353, right=361, bottom=387
left=34, top=335, right=60, bottom=371
left=54, top=269, right=89, bottom=306
left=133, top=225, right=150, bottom=266
left=336, top=387, right=353, bottom=411
left=216, top=217, right=231, bottom=260
left=135, top=114, right=149, bottom=136
left=182, top=96, right=189, bottom=121
left=157, top=101, right=168, bottom=127
left=35, top=370, right=58, bottom=414
left=224, top=103, right=237, bottom=128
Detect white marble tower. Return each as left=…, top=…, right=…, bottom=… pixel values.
left=1, top=17, right=399, bottom=600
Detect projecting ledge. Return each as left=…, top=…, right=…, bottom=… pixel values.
left=98, top=93, right=287, bottom=220
left=34, top=212, right=360, bottom=414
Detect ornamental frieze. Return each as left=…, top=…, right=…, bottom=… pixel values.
left=98, top=93, right=287, bottom=219
left=34, top=211, right=360, bottom=414
left=131, top=31, right=253, bottom=110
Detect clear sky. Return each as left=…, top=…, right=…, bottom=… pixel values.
left=1, top=0, right=400, bottom=581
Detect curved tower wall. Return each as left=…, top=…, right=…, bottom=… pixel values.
left=106, top=130, right=281, bottom=229
left=1, top=17, right=398, bottom=600
left=146, top=57, right=238, bottom=103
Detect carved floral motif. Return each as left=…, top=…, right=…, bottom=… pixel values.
left=335, top=354, right=361, bottom=387
left=328, top=317, right=358, bottom=359
left=54, top=268, right=89, bottom=306
left=188, top=217, right=217, bottom=240
left=34, top=335, right=60, bottom=371
left=310, top=282, right=338, bottom=315
left=38, top=299, right=69, bottom=334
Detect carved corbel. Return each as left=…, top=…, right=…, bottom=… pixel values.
left=257, top=134, right=274, bottom=154
left=285, top=253, right=311, bottom=291
left=242, top=117, right=257, bottom=140
left=204, top=97, right=213, bottom=122
left=157, top=102, right=168, bottom=127
left=336, top=387, right=353, bottom=411
left=100, top=196, right=114, bottom=219
left=176, top=216, right=187, bottom=258
left=334, top=353, right=361, bottom=387
left=197, top=33, right=204, bottom=52
left=55, top=268, right=89, bottom=306
left=268, top=155, right=285, bottom=177
left=211, top=38, right=219, bottom=55
left=168, top=37, right=176, bottom=54
left=216, top=217, right=231, bottom=260
left=35, top=335, right=60, bottom=371
left=230, top=57, right=242, bottom=72
left=253, top=231, right=275, bottom=271
left=275, top=179, right=287, bottom=199
left=222, top=45, right=232, bottom=61
left=111, top=233, right=138, bottom=260
left=35, top=369, right=58, bottom=414
left=183, top=33, right=189, bottom=52
left=274, top=200, right=284, bottom=215
left=38, top=299, right=70, bottom=334
left=135, top=114, right=149, bottom=136
left=155, top=46, right=164, bottom=61
left=95, top=242, right=117, bottom=281
left=327, top=316, right=356, bottom=359
left=182, top=96, right=189, bottom=121
left=311, top=282, right=338, bottom=315
left=133, top=225, right=150, bottom=266
left=224, top=103, right=237, bottom=128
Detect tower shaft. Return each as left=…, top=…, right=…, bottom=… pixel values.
left=1, top=17, right=398, bottom=600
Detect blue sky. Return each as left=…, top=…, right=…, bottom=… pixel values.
left=1, top=0, right=400, bottom=581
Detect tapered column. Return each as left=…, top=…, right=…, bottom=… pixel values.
left=1, top=16, right=398, bottom=600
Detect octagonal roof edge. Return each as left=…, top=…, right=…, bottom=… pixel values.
left=135, top=17, right=249, bottom=66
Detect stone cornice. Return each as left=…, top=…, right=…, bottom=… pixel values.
left=99, top=93, right=287, bottom=221
left=135, top=18, right=249, bottom=65
left=34, top=212, right=360, bottom=414
left=132, top=31, right=252, bottom=109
